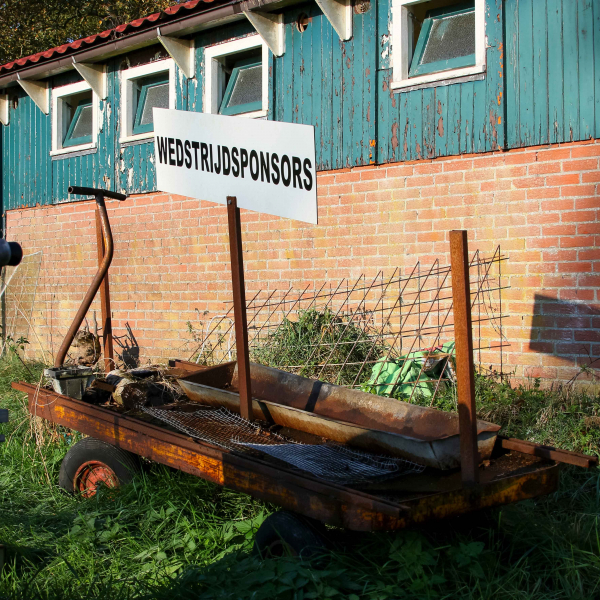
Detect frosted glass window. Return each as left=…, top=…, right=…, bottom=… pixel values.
left=410, top=4, right=476, bottom=77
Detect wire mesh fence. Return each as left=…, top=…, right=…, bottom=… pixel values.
left=188, top=247, right=508, bottom=403
left=0, top=251, right=43, bottom=357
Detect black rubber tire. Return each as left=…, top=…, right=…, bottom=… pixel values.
left=58, top=437, right=140, bottom=496
left=252, top=511, right=328, bottom=559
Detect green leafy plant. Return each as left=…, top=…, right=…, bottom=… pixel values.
left=251, top=308, right=385, bottom=386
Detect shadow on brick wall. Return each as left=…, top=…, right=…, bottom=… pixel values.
left=530, top=294, right=600, bottom=369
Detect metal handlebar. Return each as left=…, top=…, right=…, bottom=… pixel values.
left=68, top=186, right=128, bottom=201
left=54, top=186, right=126, bottom=367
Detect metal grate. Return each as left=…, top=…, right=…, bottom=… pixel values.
left=238, top=442, right=424, bottom=485
left=143, top=405, right=424, bottom=485
left=143, top=405, right=287, bottom=450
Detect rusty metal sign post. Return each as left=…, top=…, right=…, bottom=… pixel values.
left=450, top=230, right=479, bottom=485
left=95, top=207, right=114, bottom=372
left=226, top=196, right=253, bottom=421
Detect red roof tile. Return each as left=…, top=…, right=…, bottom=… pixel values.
left=0, top=0, right=234, bottom=76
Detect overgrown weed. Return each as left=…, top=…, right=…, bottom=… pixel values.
left=0, top=353, right=599, bottom=599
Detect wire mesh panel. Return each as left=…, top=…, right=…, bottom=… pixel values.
left=0, top=251, right=43, bottom=355
left=188, top=247, right=507, bottom=404
left=143, top=405, right=424, bottom=485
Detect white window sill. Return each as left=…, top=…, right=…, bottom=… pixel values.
left=236, top=109, right=268, bottom=119
left=391, top=64, right=486, bottom=91
left=119, top=132, right=155, bottom=145
left=50, top=143, right=97, bottom=157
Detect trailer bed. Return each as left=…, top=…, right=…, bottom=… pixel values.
left=13, top=379, right=561, bottom=532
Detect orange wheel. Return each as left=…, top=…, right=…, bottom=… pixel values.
left=59, top=438, right=140, bottom=497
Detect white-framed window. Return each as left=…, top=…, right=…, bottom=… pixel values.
left=120, top=58, right=175, bottom=144
left=51, top=80, right=98, bottom=155
left=204, top=34, right=268, bottom=119
left=391, top=0, right=486, bottom=91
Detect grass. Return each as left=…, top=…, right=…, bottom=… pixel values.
left=0, top=352, right=599, bottom=599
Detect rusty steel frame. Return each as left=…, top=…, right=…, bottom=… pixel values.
left=54, top=186, right=127, bottom=368
left=12, top=380, right=562, bottom=532
left=450, top=231, right=480, bottom=485
left=95, top=207, right=114, bottom=373
left=226, top=196, right=253, bottom=421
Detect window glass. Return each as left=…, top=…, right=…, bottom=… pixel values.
left=421, top=11, right=475, bottom=65
left=226, top=64, right=262, bottom=109
left=69, top=104, right=93, bottom=139
left=409, top=3, right=475, bottom=77
left=219, top=58, right=262, bottom=115
left=133, top=73, right=169, bottom=134
left=63, top=93, right=93, bottom=147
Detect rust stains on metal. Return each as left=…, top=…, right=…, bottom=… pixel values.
left=501, top=438, right=598, bottom=468
left=178, top=361, right=500, bottom=470
left=13, top=381, right=562, bottom=532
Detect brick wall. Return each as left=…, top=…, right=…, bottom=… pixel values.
left=6, top=138, right=599, bottom=382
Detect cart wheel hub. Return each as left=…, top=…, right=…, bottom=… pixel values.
left=73, top=460, right=119, bottom=497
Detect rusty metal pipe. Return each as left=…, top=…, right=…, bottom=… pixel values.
left=54, top=187, right=127, bottom=368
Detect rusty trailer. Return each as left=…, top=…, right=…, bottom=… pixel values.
left=12, top=362, right=595, bottom=534
left=12, top=215, right=596, bottom=544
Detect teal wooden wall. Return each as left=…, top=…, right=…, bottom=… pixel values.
left=505, top=0, right=600, bottom=147
left=1, top=0, right=599, bottom=210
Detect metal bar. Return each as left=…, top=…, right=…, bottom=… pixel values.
left=226, top=196, right=252, bottom=421
left=95, top=207, right=113, bottom=373
left=501, top=438, right=598, bottom=468
left=55, top=194, right=113, bottom=368
left=450, top=230, right=479, bottom=485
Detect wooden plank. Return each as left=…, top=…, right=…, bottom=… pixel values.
left=445, top=84, right=461, bottom=157
left=320, top=13, right=333, bottom=170
left=332, top=35, right=344, bottom=168
left=377, top=71, right=392, bottom=164
left=485, top=0, right=504, bottom=151
left=422, top=87, right=435, bottom=159
left=435, top=86, right=449, bottom=157
left=532, top=0, right=549, bottom=144
left=282, top=21, right=294, bottom=125
left=547, top=0, right=564, bottom=144
left=460, top=81, right=474, bottom=155
left=563, top=0, right=580, bottom=141
left=472, top=80, right=487, bottom=153
left=407, top=89, right=423, bottom=160
left=505, top=0, right=520, bottom=148
left=343, top=28, right=355, bottom=166
left=517, top=0, right=534, bottom=147
left=292, top=15, right=303, bottom=124
left=578, top=0, right=595, bottom=139
left=311, top=12, right=322, bottom=166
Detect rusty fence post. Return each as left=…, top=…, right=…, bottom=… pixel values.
left=450, top=230, right=479, bottom=485
left=227, top=196, right=253, bottom=421
left=95, top=205, right=114, bottom=373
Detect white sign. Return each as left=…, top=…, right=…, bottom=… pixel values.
left=153, top=109, right=318, bottom=224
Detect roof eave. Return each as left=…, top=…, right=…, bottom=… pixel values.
left=0, top=0, right=292, bottom=88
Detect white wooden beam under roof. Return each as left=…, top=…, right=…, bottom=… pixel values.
left=157, top=28, right=195, bottom=78
left=72, top=60, right=107, bottom=99
left=0, top=95, right=9, bottom=125
left=16, top=76, right=49, bottom=114
left=243, top=10, right=285, bottom=57
left=316, top=0, right=353, bottom=41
